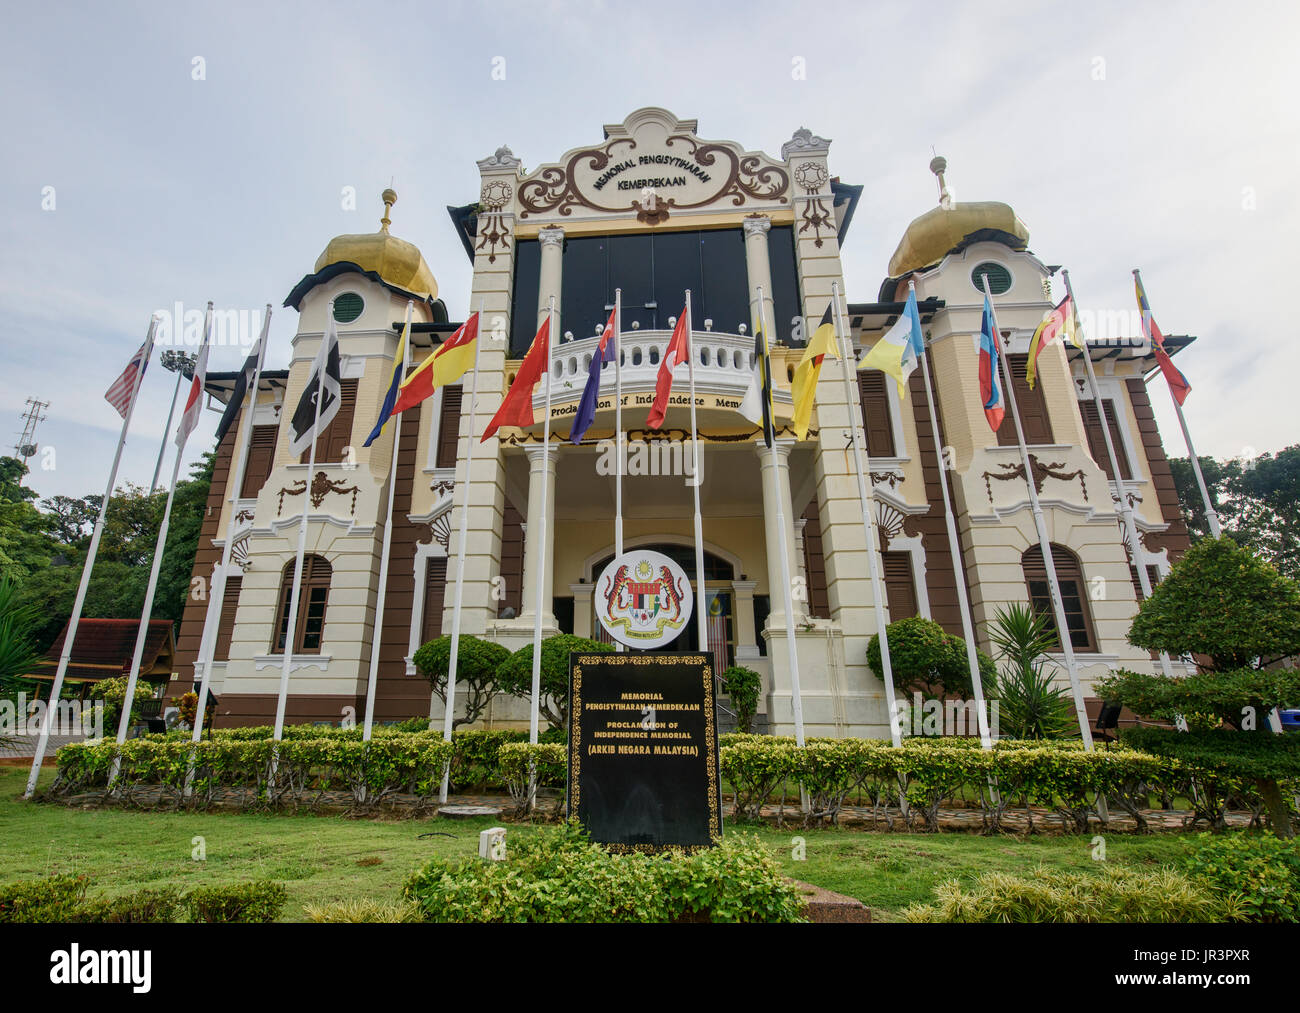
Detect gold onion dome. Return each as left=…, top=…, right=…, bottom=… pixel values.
left=314, top=189, right=438, bottom=300
left=887, top=155, right=1029, bottom=278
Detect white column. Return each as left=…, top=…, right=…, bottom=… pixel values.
left=520, top=444, right=558, bottom=625
left=755, top=439, right=803, bottom=626
left=537, top=227, right=565, bottom=337
left=570, top=582, right=594, bottom=638
left=743, top=215, right=775, bottom=338
left=731, top=579, right=760, bottom=661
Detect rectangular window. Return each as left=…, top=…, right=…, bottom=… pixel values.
left=882, top=551, right=918, bottom=620
left=857, top=371, right=896, bottom=458
left=997, top=354, right=1053, bottom=446
left=1079, top=398, right=1132, bottom=481
left=801, top=502, right=830, bottom=619
left=301, top=379, right=358, bottom=464
left=240, top=426, right=278, bottom=499
left=214, top=576, right=242, bottom=662
left=422, top=557, right=447, bottom=642
left=511, top=227, right=800, bottom=354
left=436, top=386, right=462, bottom=469
left=1129, top=564, right=1161, bottom=602
left=274, top=557, right=331, bottom=655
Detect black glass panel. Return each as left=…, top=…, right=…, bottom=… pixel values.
left=609, top=233, right=654, bottom=332
left=510, top=239, right=541, bottom=356
left=768, top=225, right=801, bottom=346
left=559, top=235, right=609, bottom=344
left=697, top=228, right=750, bottom=334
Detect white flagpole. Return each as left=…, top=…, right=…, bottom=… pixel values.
left=1133, top=269, right=1221, bottom=539
left=25, top=314, right=160, bottom=799
left=983, top=276, right=1095, bottom=750
left=150, top=365, right=186, bottom=493
left=437, top=302, right=485, bottom=802
left=190, top=306, right=272, bottom=747
left=111, top=327, right=210, bottom=785
left=829, top=283, right=903, bottom=747
left=685, top=291, right=709, bottom=665
left=898, top=280, right=994, bottom=748
left=1062, top=270, right=1174, bottom=683
left=526, top=297, right=555, bottom=812
left=272, top=303, right=332, bottom=748
left=757, top=286, right=807, bottom=747
left=614, top=288, right=624, bottom=653
left=364, top=301, right=414, bottom=742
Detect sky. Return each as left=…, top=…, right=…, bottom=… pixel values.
left=1, top=0, right=1297, bottom=501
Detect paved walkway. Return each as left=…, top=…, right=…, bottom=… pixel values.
left=0, top=733, right=85, bottom=760
left=41, top=784, right=1254, bottom=833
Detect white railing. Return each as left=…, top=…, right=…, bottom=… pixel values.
left=531, top=329, right=782, bottom=410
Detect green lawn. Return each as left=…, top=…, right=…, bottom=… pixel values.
left=1, top=766, right=1194, bottom=921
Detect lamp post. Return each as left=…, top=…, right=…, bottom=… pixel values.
left=151, top=350, right=197, bottom=492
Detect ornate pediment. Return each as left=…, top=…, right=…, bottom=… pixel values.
left=513, top=107, right=791, bottom=225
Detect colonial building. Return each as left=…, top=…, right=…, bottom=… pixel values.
left=172, top=107, right=1192, bottom=737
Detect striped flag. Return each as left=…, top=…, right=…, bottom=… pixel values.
left=789, top=304, right=838, bottom=441
left=174, top=318, right=213, bottom=449
left=1026, top=295, right=1080, bottom=390
left=104, top=340, right=151, bottom=418
left=978, top=293, right=1005, bottom=431
left=1134, top=273, right=1192, bottom=405
left=738, top=314, right=775, bottom=447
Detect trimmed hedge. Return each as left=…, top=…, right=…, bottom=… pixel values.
left=402, top=827, right=804, bottom=923
left=51, top=732, right=455, bottom=812
left=0, top=876, right=285, bottom=924
left=903, top=866, right=1227, bottom=922
left=497, top=742, right=567, bottom=817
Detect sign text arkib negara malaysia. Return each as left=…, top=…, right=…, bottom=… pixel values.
left=567, top=653, right=721, bottom=853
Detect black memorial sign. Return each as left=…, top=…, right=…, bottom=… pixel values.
left=567, top=652, right=721, bottom=852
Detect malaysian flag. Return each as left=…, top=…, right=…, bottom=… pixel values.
left=104, top=338, right=152, bottom=419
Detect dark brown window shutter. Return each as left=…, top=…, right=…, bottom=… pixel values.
left=1079, top=399, right=1132, bottom=481
left=1022, top=544, right=1097, bottom=652
left=436, top=386, right=463, bottom=469
left=498, top=502, right=524, bottom=617
left=240, top=426, right=278, bottom=498
left=882, top=551, right=918, bottom=620
left=997, top=354, right=1053, bottom=447
left=302, top=379, right=358, bottom=464
left=857, top=371, right=896, bottom=457
left=423, top=558, right=448, bottom=642
left=800, top=502, right=830, bottom=619
left=214, top=575, right=242, bottom=662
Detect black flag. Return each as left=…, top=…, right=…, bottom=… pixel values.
left=288, top=315, right=341, bottom=458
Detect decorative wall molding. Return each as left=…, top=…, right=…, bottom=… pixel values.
left=275, top=471, right=361, bottom=516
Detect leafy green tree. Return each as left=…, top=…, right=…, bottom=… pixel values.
left=496, top=634, right=613, bottom=730
left=1099, top=536, right=1300, bottom=837
left=867, top=616, right=996, bottom=702
left=1126, top=536, right=1300, bottom=670
left=720, top=665, right=761, bottom=734
left=987, top=603, right=1075, bottom=740
left=1172, top=446, right=1300, bottom=580
left=0, top=457, right=60, bottom=581
left=39, top=494, right=99, bottom=549
left=413, top=635, right=510, bottom=729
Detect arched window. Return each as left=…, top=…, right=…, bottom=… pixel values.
left=273, top=555, right=332, bottom=654
left=1021, top=544, right=1097, bottom=653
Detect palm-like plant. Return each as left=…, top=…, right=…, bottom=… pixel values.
left=988, top=603, right=1075, bottom=740
left=0, top=575, right=40, bottom=747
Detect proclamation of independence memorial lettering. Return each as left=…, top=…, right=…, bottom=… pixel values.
left=568, top=653, right=721, bottom=852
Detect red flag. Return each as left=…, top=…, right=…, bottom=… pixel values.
left=481, top=317, right=550, bottom=442
left=1135, top=274, right=1192, bottom=405
left=646, top=307, right=690, bottom=430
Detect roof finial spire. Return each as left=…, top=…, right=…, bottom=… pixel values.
left=380, top=188, right=397, bottom=232
left=929, top=152, right=952, bottom=210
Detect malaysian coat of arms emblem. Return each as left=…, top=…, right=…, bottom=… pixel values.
left=596, top=549, right=694, bottom=650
